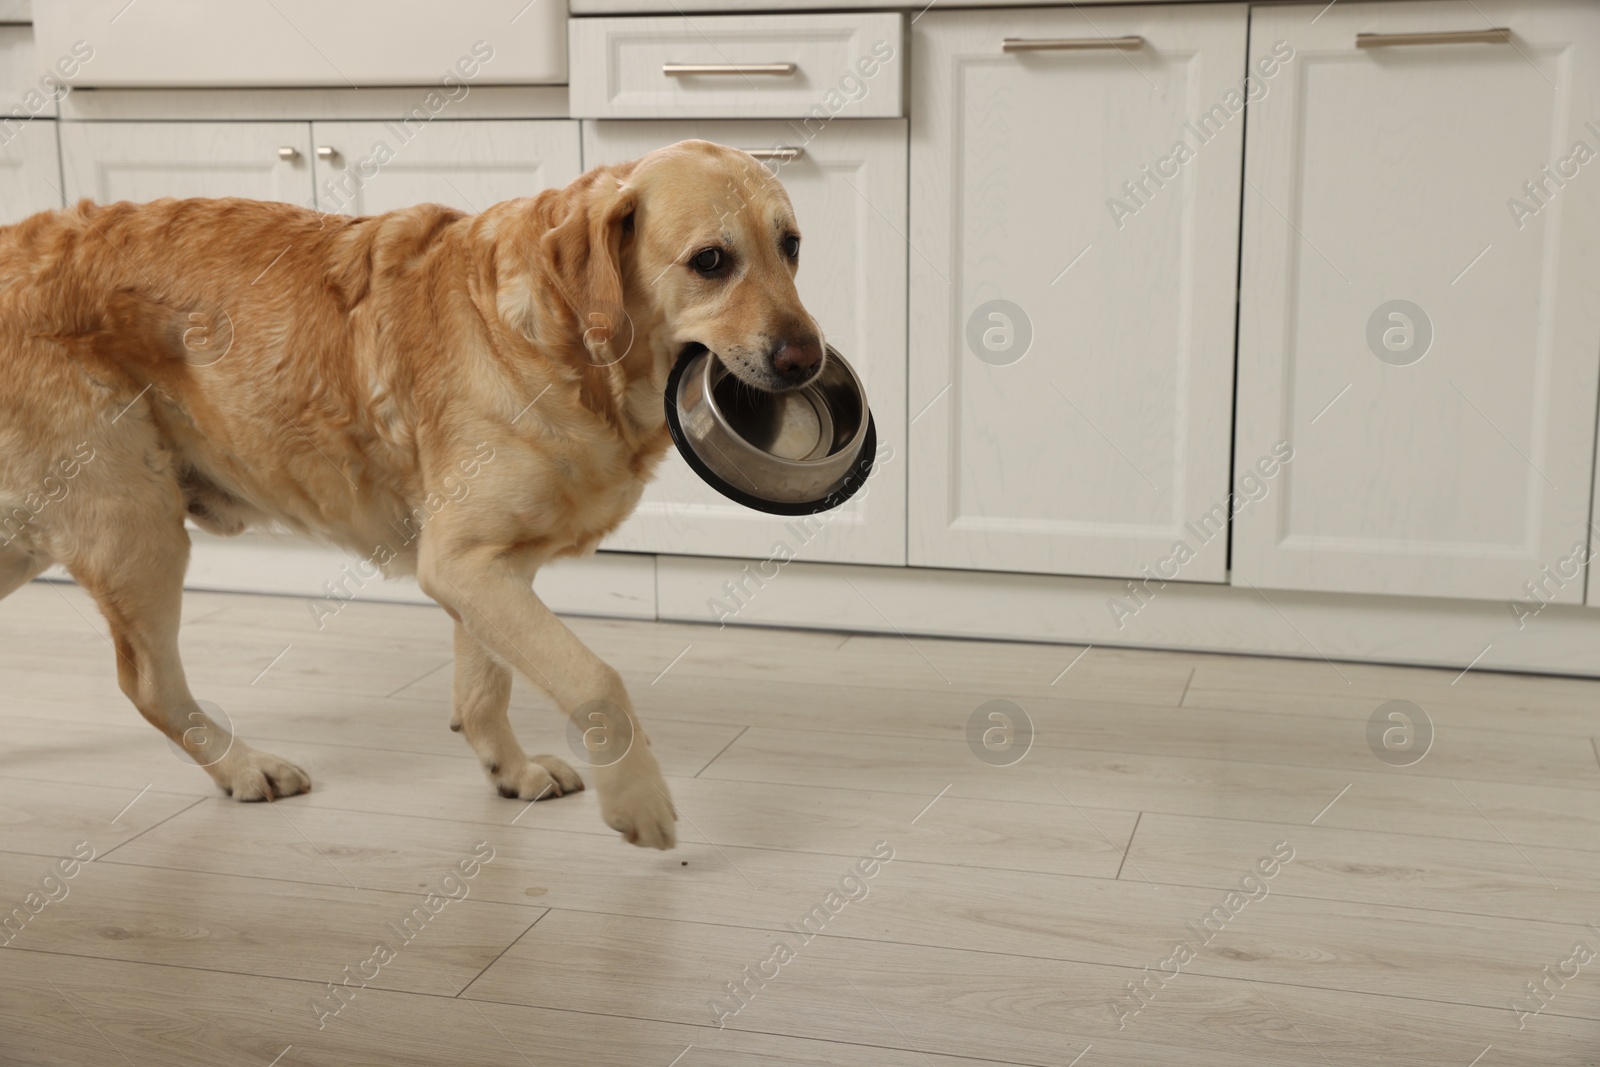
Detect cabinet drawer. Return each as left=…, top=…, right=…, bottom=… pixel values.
left=569, top=13, right=903, bottom=119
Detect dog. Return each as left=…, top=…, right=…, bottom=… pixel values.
left=0, top=139, right=826, bottom=850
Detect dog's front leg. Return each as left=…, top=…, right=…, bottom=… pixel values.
left=451, top=621, right=586, bottom=803
left=421, top=544, right=677, bottom=849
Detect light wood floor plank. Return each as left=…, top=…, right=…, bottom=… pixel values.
left=1183, top=654, right=1600, bottom=736
left=0, top=778, right=201, bottom=859
left=1126, top=810, right=1600, bottom=925
left=0, top=950, right=1025, bottom=1067
left=466, top=908, right=1600, bottom=1066
left=0, top=848, right=541, bottom=992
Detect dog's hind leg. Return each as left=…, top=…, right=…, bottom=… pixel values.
left=61, top=480, right=312, bottom=801
left=451, top=622, right=585, bottom=801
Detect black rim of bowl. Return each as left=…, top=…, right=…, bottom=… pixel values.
left=662, top=347, right=877, bottom=516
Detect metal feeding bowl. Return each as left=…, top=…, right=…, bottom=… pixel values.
left=664, top=343, right=877, bottom=515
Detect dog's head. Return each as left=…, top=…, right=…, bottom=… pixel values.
left=529, top=140, right=825, bottom=393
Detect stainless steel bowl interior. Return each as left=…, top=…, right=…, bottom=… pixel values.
left=666, top=343, right=874, bottom=510
left=704, top=348, right=866, bottom=466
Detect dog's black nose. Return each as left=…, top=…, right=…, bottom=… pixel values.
left=772, top=338, right=823, bottom=383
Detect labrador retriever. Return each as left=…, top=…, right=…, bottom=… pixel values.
left=0, top=139, right=826, bottom=849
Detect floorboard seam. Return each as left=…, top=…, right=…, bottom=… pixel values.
left=1116, top=811, right=1142, bottom=880
left=693, top=725, right=749, bottom=778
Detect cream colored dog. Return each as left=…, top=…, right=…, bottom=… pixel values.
left=0, top=140, right=826, bottom=849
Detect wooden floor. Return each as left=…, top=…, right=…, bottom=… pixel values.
left=2, top=581, right=1599, bottom=1065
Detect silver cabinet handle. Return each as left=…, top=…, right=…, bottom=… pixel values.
left=278, top=146, right=301, bottom=161
left=1002, top=36, right=1144, bottom=52
left=315, top=145, right=339, bottom=160
left=744, top=147, right=804, bottom=161
left=662, top=63, right=796, bottom=76
left=1355, top=28, right=1511, bottom=47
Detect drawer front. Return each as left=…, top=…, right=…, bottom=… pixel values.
left=35, top=1, right=567, bottom=87
left=570, top=13, right=904, bottom=119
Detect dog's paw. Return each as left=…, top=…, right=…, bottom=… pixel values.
left=595, top=751, right=677, bottom=850
left=490, top=755, right=584, bottom=801
left=217, top=747, right=311, bottom=802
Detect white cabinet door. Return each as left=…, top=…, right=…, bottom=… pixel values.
left=309, top=120, right=582, bottom=216
left=61, top=121, right=315, bottom=204
left=0, top=121, right=63, bottom=224
left=909, top=5, right=1246, bottom=580
left=1235, top=1, right=1600, bottom=603
left=584, top=120, right=908, bottom=566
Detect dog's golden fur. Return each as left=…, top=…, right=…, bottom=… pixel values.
left=0, top=139, right=823, bottom=849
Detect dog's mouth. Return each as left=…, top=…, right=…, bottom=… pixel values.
left=678, top=341, right=818, bottom=395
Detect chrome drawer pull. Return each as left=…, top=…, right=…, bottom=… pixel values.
left=1002, top=36, right=1144, bottom=53
left=663, top=62, right=797, bottom=76
left=743, top=147, right=804, bottom=162
left=1355, top=28, right=1511, bottom=47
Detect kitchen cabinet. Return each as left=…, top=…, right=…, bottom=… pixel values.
left=61, top=121, right=316, bottom=205
left=1233, top=0, right=1600, bottom=602
left=60, top=120, right=584, bottom=215
left=0, top=27, right=63, bottom=224
left=569, top=13, right=904, bottom=120
left=308, top=120, right=581, bottom=215
left=585, top=118, right=908, bottom=565
left=908, top=4, right=1247, bottom=581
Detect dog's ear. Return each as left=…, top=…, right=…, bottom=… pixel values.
left=541, top=173, right=637, bottom=367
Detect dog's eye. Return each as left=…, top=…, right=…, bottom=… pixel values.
left=690, top=248, right=724, bottom=276
left=781, top=235, right=800, bottom=260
